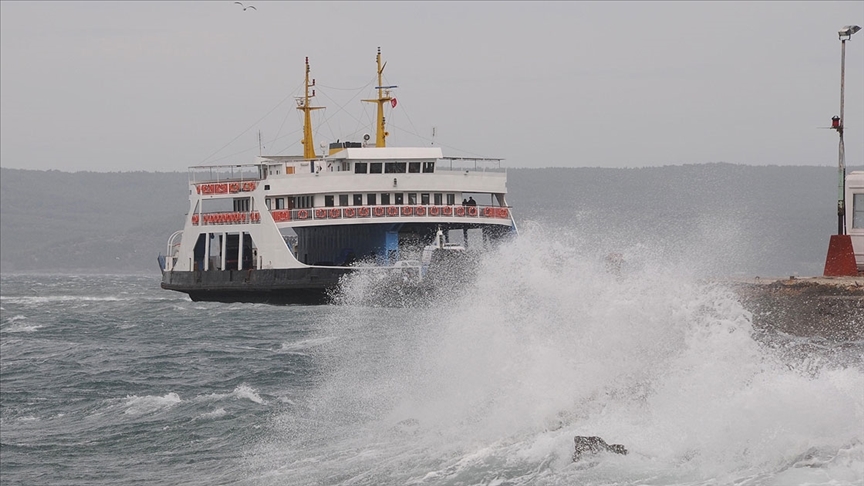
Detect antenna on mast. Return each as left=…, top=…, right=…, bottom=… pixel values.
left=297, top=56, right=323, bottom=159
left=362, top=47, right=397, bottom=147
left=258, top=130, right=263, bottom=155
left=431, top=126, right=437, bottom=146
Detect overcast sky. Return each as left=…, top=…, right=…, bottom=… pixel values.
left=1, top=1, right=862, bottom=172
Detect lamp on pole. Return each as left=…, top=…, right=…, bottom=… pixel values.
left=834, top=25, right=861, bottom=235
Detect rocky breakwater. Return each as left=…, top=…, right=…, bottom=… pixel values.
left=727, top=276, right=864, bottom=341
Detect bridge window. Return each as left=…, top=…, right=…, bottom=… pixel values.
left=385, top=162, right=406, bottom=173
left=275, top=198, right=285, bottom=209
left=381, top=193, right=391, bottom=205
left=394, top=193, right=404, bottom=205
left=421, top=193, right=430, bottom=205
left=325, top=195, right=334, bottom=207
left=408, top=193, right=417, bottom=205
left=367, top=193, right=377, bottom=205
left=353, top=194, right=363, bottom=206
left=423, top=162, right=435, bottom=173
left=339, top=194, right=349, bottom=206
left=370, top=162, right=383, bottom=174
left=354, top=162, right=368, bottom=174
left=434, top=193, right=443, bottom=205
left=446, top=194, right=455, bottom=205
left=408, top=162, right=421, bottom=173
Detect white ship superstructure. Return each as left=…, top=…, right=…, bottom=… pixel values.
left=160, top=49, right=517, bottom=303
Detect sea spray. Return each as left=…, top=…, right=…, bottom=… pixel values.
left=249, top=229, right=864, bottom=485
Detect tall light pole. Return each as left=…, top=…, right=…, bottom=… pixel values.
left=834, top=25, right=861, bottom=235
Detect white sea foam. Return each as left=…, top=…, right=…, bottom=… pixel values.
left=279, top=336, right=337, bottom=353
left=123, top=392, right=182, bottom=415
left=232, top=384, right=266, bottom=404
left=197, top=408, right=227, bottom=420
left=198, top=384, right=267, bottom=405
left=249, top=229, right=864, bottom=485
left=0, top=295, right=127, bottom=305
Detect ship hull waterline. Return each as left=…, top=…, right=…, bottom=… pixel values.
left=160, top=267, right=354, bottom=305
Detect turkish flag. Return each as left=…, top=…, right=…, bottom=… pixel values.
left=391, top=98, right=398, bottom=108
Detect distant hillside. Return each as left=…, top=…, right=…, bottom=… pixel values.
left=0, top=165, right=854, bottom=276
left=0, top=169, right=188, bottom=274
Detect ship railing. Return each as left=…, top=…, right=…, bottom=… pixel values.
left=188, top=164, right=262, bottom=184
left=163, top=230, right=183, bottom=271
left=190, top=211, right=262, bottom=225
left=189, top=205, right=512, bottom=226
left=274, top=204, right=512, bottom=223
left=437, top=157, right=505, bottom=173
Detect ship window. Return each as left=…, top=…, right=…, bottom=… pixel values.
left=325, top=195, right=334, bottom=207
left=421, top=193, right=430, bottom=205
left=385, top=162, right=406, bottom=173
left=447, top=194, right=455, bottom=205
left=339, top=194, right=349, bottom=206
left=381, top=193, right=391, bottom=204
left=408, top=162, right=421, bottom=173
left=354, top=162, right=368, bottom=174
left=367, top=193, right=377, bottom=205
left=353, top=194, right=363, bottom=206
left=408, top=193, right=417, bottom=205
left=854, top=194, right=864, bottom=228
left=275, top=198, right=285, bottom=209
left=394, top=193, right=404, bottom=205
left=265, top=198, right=272, bottom=210
left=423, top=162, right=435, bottom=173
left=370, top=162, right=383, bottom=174
left=434, top=193, right=443, bottom=205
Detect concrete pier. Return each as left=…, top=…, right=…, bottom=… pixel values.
left=723, top=276, right=864, bottom=340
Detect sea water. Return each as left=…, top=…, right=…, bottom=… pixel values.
left=1, top=230, right=862, bottom=485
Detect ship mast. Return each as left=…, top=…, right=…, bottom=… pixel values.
left=297, top=57, right=323, bottom=159
left=362, top=47, right=397, bottom=147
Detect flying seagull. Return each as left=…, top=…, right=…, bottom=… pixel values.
left=234, top=2, right=256, bottom=11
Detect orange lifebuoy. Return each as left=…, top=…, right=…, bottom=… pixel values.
left=415, top=206, right=426, bottom=216
left=251, top=212, right=260, bottom=222
left=329, top=208, right=341, bottom=219
left=241, top=181, right=257, bottom=192
left=229, top=183, right=240, bottom=193
left=442, top=206, right=453, bottom=216
left=297, top=209, right=309, bottom=220
left=215, top=184, right=228, bottom=194
left=498, top=208, right=509, bottom=218
left=358, top=207, right=370, bottom=217
left=387, top=206, right=398, bottom=216
left=429, top=206, right=440, bottom=216
left=191, top=214, right=199, bottom=224
left=467, top=206, right=478, bottom=217
left=401, top=206, right=413, bottom=216
left=455, top=206, right=465, bottom=217
left=483, top=207, right=495, bottom=217
left=344, top=207, right=356, bottom=218
left=315, top=208, right=327, bottom=219
left=373, top=206, right=385, bottom=217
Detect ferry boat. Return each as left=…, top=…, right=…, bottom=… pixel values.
left=159, top=49, right=518, bottom=304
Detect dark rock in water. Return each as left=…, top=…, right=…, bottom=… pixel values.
left=573, top=436, right=628, bottom=462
